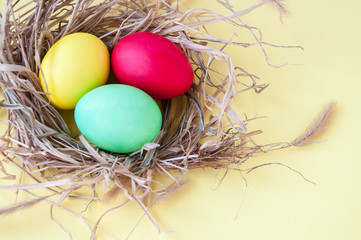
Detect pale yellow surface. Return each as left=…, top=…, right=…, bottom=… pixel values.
left=0, top=0, right=360, bottom=239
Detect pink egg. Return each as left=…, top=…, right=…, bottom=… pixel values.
left=111, top=32, right=194, bottom=99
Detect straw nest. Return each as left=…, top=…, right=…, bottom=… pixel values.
left=0, top=0, right=335, bottom=236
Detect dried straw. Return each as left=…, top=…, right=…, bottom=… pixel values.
left=0, top=0, right=335, bottom=238
left=292, top=101, right=336, bottom=146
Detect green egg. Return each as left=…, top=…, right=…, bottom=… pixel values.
left=74, top=84, right=162, bottom=153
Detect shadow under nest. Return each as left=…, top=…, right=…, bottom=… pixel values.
left=0, top=0, right=324, bottom=236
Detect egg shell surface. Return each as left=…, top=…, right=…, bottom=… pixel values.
left=39, top=32, right=110, bottom=110
left=74, top=84, right=162, bottom=153
left=111, top=32, right=194, bottom=100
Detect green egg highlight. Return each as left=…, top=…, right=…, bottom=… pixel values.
left=74, top=84, right=162, bottom=153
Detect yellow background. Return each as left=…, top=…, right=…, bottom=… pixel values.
left=1, top=0, right=360, bottom=239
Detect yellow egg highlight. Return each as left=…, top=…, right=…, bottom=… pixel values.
left=39, top=32, right=110, bottom=110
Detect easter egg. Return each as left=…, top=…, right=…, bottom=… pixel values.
left=39, top=32, right=110, bottom=110
left=111, top=32, right=193, bottom=100
left=74, top=84, right=162, bottom=153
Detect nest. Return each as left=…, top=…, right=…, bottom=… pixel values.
left=0, top=0, right=335, bottom=237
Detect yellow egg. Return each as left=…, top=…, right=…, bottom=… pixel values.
left=39, top=32, right=110, bottom=110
